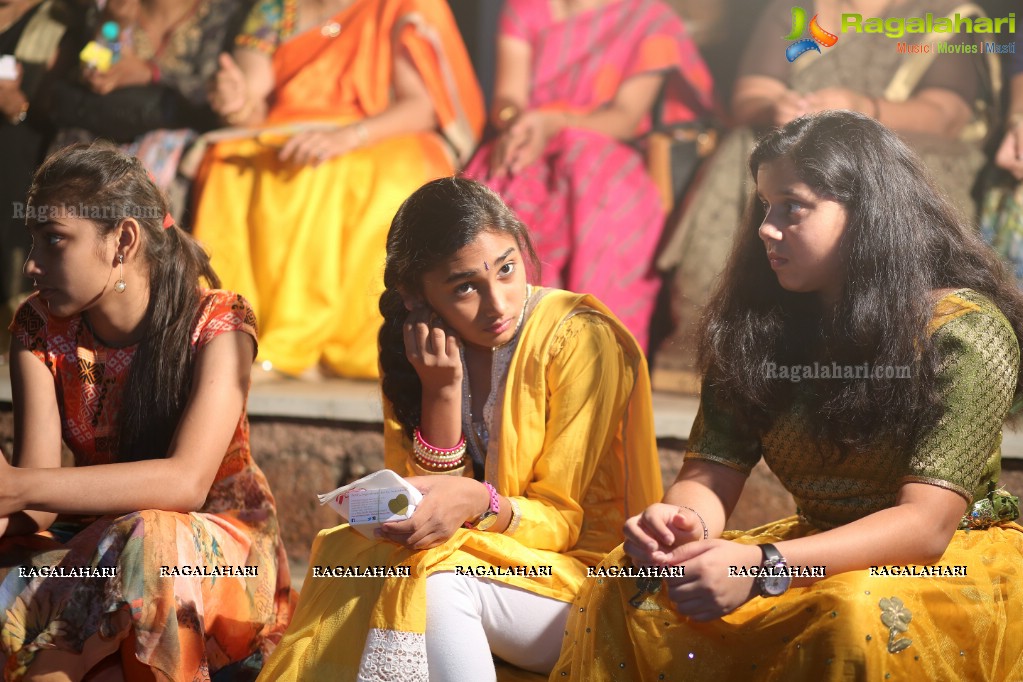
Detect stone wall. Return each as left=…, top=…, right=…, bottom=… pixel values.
left=5, top=410, right=1020, bottom=565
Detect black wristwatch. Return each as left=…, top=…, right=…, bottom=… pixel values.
left=756, top=544, right=792, bottom=597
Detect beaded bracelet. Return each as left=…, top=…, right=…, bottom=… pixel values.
left=412, top=450, right=465, bottom=470
left=678, top=505, right=709, bottom=540
left=353, top=121, right=370, bottom=147
left=414, top=428, right=466, bottom=456
left=412, top=427, right=467, bottom=471
left=412, top=443, right=465, bottom=469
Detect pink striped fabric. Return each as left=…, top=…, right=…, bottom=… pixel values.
left=465, top=0, right=714, bottom=351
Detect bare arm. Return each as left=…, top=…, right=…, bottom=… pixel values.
left=277, top=47, right=438, bottom=165
left=624, top=459, right=746, bottom=562
left=662, top=481, right=966, bottom=620
left=357, top=46, right=438, bottom=143
left=995, top=72, right=1023, bottom=179
left=490, top=34, right=532, bottom=130
left=494, top=70, right=663, bottom=176
left=775, top=482, right=966, bottom=581
left=0, top=332, right=255, bottom=518
left=209, top=49, right=274, bottom=126
left=732, top=75, right=796, bottom=128
left=733, top=74, right=972, bottom=137
left=3, top=334, right=63, bottom=535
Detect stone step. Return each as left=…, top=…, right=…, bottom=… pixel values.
left=1, top=364, right=1021, bottom=457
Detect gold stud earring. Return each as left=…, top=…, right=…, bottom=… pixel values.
left=114, top=254, right=126, bottom=293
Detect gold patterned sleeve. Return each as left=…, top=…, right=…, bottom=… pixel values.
left=904, top=301, right=1020, bottom=501
left=683, top=382, right=762, bottom=475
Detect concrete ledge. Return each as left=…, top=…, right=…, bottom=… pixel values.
left=1, top=364, right=1021, bottom=457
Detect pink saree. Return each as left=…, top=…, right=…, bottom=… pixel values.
left=464, top=0, right=713, bottom=350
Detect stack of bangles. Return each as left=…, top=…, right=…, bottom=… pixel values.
left=413, top=428, right=467, bottom=470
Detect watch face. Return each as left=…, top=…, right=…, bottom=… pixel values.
left=760, top=573, right=791, bottom=596
left=475, top=511, right=499, bottom=531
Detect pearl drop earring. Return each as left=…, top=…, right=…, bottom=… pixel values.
left=114, top=254, right=127, bottom=293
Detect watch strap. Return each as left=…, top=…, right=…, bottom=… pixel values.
left=760, top=543, right=784, bottom=567
left=464, top=481, right=500, bottom=529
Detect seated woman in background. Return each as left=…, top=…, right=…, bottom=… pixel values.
left=258, top=177, right=663, bottom=680
left=193, top=0, right=484, bottom=381
left=983, top=22, right=1023, bottom=283
left=50, top=0, right=242, bottom=208
left=0, top=0, right=84, bottom=352
left=464, top=0, right=715, bottom=352
left=0, top=144, right=295, bottom=681
left=656, top=0, right=999, bottom=392
left=552, top=111, right=1023, bottom=680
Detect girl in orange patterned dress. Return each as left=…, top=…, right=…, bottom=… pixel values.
left=0, top=143, right=295, bottom=681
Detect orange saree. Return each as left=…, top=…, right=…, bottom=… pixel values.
left=191, top=0, right=483, bottom=378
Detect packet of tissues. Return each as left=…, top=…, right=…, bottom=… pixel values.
left=318, top=469, right=422, bottom=539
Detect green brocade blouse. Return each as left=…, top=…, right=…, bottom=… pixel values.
left=685, top=289, right=1020, bottom=530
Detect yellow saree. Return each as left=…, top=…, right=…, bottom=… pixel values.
left=257, top=289, right=663, bottom=679
left=191, top=0, right=483, bottom=378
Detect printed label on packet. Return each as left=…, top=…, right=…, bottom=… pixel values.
left=348, top=487, right=416, bottom=525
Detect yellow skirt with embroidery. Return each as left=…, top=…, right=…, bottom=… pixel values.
left=550, top=516, right=1023, bottom=681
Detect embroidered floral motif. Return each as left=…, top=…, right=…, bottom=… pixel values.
left=358, top=628, right=428, bottom=681
left=879, top=597, right=913, bottom=653
left=628, top=576, right=663, bottom=611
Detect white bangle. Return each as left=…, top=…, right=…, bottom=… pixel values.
left=505, top=498, right=522, bottom=535
left=353, top=121, right=369, bottom=147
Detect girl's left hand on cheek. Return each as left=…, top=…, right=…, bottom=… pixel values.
left=664, top=541, right=762, bottom=621
left=377, top=476, right=482, bottom=550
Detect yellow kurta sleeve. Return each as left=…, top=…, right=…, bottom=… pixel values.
left=506, top=312, right=638, bottom=553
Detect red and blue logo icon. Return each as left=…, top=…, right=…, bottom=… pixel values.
left=784, top=6, right=839, bottom=62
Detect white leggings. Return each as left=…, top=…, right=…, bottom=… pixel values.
left=425, top=571, right=570, bottom=681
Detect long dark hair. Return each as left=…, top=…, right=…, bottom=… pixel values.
left=27, top=143, right=221, bottom=461
left=378, top=177, right=539, bottom=439
left=702, top=111, right=1023, bottom=454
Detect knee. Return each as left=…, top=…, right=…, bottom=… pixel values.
left=102, top=509, right=188, bottom=568
left=426, top=572, right=480, bottom=621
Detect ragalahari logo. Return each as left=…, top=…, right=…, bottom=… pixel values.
left=784, top=7, right=839, bottom=62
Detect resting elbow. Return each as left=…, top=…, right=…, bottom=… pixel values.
left=910, top=518, right=959, bottom=565
left=175, top=479, right=211, bottom=513
left=920, top=533, right=956, bottom=565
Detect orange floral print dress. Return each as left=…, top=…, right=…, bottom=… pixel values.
left=0, top=290, right=296, bottom=681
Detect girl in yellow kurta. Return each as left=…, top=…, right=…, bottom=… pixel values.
left=193, top=0, right=484, bottom=379
left=552, top=111, right=1023, bottom=680
left=258, top=177, right=663, bottom=680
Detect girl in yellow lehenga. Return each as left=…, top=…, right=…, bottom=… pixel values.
left=193, top=0, right=483, bottom=379
left=257, top=178, right=663, bottom=680
left=552, top=111, right=1023, bottom=681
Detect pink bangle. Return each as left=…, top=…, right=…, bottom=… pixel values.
left=414, top=428, right=465, bottom=455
